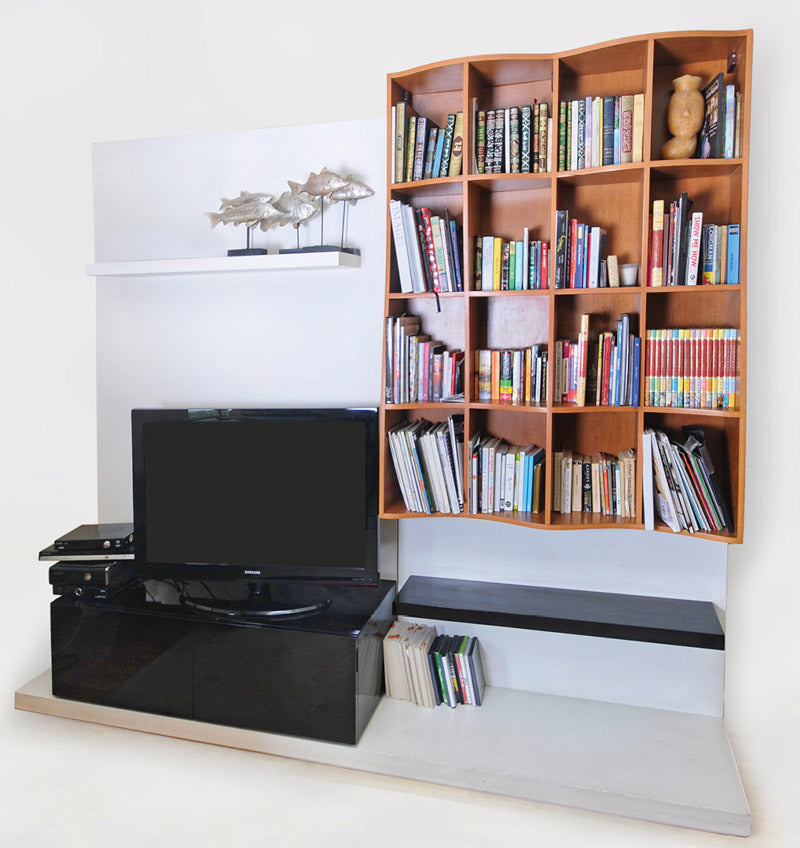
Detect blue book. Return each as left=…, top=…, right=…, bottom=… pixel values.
left=575, top=223, right=585, bottom=288
left=602, top=96, right=615, bottom=166
left=726, top=224, right=740, bottom=284
left=631, top=336, right=640, bottom=407
left=432, top=129, right=446, bottom=178
left=613, top=97, right=621, bottom=164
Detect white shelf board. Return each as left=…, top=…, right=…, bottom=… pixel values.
left=15, top=670, right=749, bottom=836
left=86, top=251, right=360, bottom=277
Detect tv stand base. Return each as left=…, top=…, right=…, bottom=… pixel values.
left=48, top=581, right=395, bottom=745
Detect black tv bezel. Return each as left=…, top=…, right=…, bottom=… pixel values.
left=131, top=407, right=379, bottom=586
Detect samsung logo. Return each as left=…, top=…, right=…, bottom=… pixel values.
left=243, top=570, right=262, bottom=576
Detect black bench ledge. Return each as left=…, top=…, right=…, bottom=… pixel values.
left=395, top=575, right=724, bottom=650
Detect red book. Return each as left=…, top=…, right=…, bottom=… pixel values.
left=601, top=333, right=612, bottom=406
left=542, top=242, right=549, bottom=289
left=419, top=207, right=442, bottom=292
left=569, top=218, right=578, bottom=288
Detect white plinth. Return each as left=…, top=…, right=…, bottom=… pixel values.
left=15, top=670, right=749, bottom=836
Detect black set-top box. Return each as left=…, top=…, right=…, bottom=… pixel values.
left=54, top=523, right=133, bottom=552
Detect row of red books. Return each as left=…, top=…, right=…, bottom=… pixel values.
left=644, top=328, right=740, bottom=410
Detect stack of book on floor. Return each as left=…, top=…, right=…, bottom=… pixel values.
left=383, top=620, right=486, bottom=708
left=388, top=414, right=464, bottom=514
left=643, top=426, right=732, bottom=535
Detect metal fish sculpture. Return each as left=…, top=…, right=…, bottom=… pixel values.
left=273, top=187, right=321, bottom=229
left=328, top=176, right=374, bottom=206
left=290, top=167, right=349, bottom=198
left=218, top=190, right=275, bottom=210
left=205, top=197, right=283, bottom=229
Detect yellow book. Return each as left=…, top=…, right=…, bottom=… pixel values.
left=448, top=111, right=464, bottom=177
left=632, top=93, right=645, bottom=163
left=492, top=237, right=503, bottom=290
left=651, top=199, right=665, bottom=287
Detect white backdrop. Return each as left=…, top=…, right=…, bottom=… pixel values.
left=2, top=2, right=798, bottom=846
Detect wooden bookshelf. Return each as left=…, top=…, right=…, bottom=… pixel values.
left=381, top=31, right=750, bottom=544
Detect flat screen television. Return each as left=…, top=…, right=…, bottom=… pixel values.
left=131, top=407, right=379, bottom=616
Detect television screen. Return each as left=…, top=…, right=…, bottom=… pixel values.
left=131, top=408, right=378, bottom=586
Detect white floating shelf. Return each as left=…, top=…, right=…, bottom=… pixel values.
left=86, top=251, right=361, bottom=277
left=16, top=671, right=749, bottom=836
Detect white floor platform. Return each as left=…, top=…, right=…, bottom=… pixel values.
left=15, top=669, right=749, bottom=836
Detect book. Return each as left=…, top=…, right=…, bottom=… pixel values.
left=726, top=224, right=740, bottom=285
left=698, top=73, right=724, bottom=159
left=439, top=113, right=456, bottom=178
left=448, top=111, right=464, bottom=177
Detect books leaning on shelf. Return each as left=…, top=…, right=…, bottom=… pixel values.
left=389, top=199, right=464, bottom=293
left=388, top=414, right=464, bottom=514
left=383, top=621, right=486, bottom=708
left=555, top=313, right=640, bottom=407
left=392, top=105, right=464, bottom=183
left=557, top=93, right=644, bottom=172
left=385, top=314, right=464, bottom=404
left=467, top=436, right=544, bottom=516
left=474, top=346, right=548, bottom=405
left=645, top=328, right=740, bottom=409
left=554, top=210, right=611, bottom=289
left=552, top=448, right=636, bottom=518
left=697, top=75, right=743, bottom=160
left=474, top=229, right=549, bottom=291
left=474, top=102, right=552, bottom=174
left=647, top=194, right=741, bottom=286
left=644, top=426, right=732, bottom=535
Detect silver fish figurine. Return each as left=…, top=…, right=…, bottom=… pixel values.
left=219, top=190, right=275, bottom=210
left=328, top=176, right=374, bottom=206
left=205, top=198, right=283, bottom=229
left=273, top=187, right=321, bottom=229
left=290, top=167, right=349, bottom=198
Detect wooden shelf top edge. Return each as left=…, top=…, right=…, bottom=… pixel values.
left=396, top=575, right=724, bottom=649
left=387, top=31, right=753, bottom=82
left=88, top=251, right=361, bottom=277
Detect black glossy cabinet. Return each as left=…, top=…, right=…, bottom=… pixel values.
left=51, top=581, right=395, bottom=744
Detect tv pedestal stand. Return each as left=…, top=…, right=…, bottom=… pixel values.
left=49, top=580, right=395, bottom=745
left=181, top=581, right=332, bottom=618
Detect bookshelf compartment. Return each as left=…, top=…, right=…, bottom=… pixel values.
left=557, top=40, right=650, bottom=102
left=554, top=291, right=640, bottom=340
left=466, top=407, right=547, bottom=524
left=469, top=293, right=549, bottom=351
left=644, top=411, right=740, bottom=542
left=649, top=166, right=744, bottom=236
left=387, top=193, right=465, bottom=295
left=556, top=173, right=644, bottom=270
left=651, top=32, right=750, bottom=162
left=646, top=287, right=741, bottom=329
left=380, top=405, right=465, bottom=518
left=466, top=58, right=555, bottom=176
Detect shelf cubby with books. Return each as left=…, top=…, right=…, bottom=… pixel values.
left=384, top=30, right=750, bottom=544
left=466, top=57, right=555, bottom=175
left=643, top=411, right=739, bottom=541
left=650, top=32, right=750, bottom=162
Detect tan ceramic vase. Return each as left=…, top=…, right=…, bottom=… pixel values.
left=661, top=74, right=704, bottom=159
